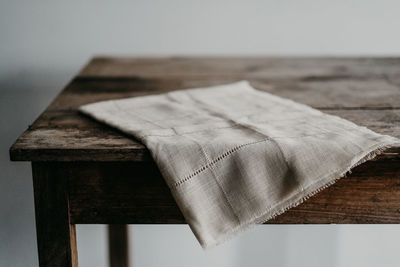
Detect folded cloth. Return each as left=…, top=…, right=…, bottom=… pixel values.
left=79, top=81, right=400, bottom=248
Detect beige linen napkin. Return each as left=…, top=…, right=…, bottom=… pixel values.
left=79, top=81, right=400, bottom=248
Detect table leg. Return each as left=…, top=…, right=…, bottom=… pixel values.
left=32, top=162, right=78, bottom=267
left=108, top=225, right=129, bottom=267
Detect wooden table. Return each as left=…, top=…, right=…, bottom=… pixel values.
left=10, top=57, right=400, bottom=267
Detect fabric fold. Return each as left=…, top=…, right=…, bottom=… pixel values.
left=79, top=81, right=400, bottom=248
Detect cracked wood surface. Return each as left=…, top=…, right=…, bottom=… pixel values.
left=10, top=57, right=400, bottom=162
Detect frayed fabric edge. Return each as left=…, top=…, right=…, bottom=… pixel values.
left=201, top=141, right=400, bottom=249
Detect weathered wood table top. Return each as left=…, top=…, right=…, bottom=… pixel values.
left=11, top=57, right=400, bottom=162
left=10, top=57, right=400, bottom=225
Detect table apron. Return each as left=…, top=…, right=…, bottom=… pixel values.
left=32, top=160, right=400, bottom=225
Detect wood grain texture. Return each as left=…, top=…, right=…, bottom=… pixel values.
left=63, top=159, right=400, bottom=224
left=78, top=57, right=400, bottom=81
left=9, top=108, right=400, bottom=162
left=9, top=57, right=400, bottom=162
left=32, top=162, right=78, bottom=267
left=67, top=162, right=184, bottom=224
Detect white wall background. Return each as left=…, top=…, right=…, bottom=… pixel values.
left=1, top=0, right=400, bottom=266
